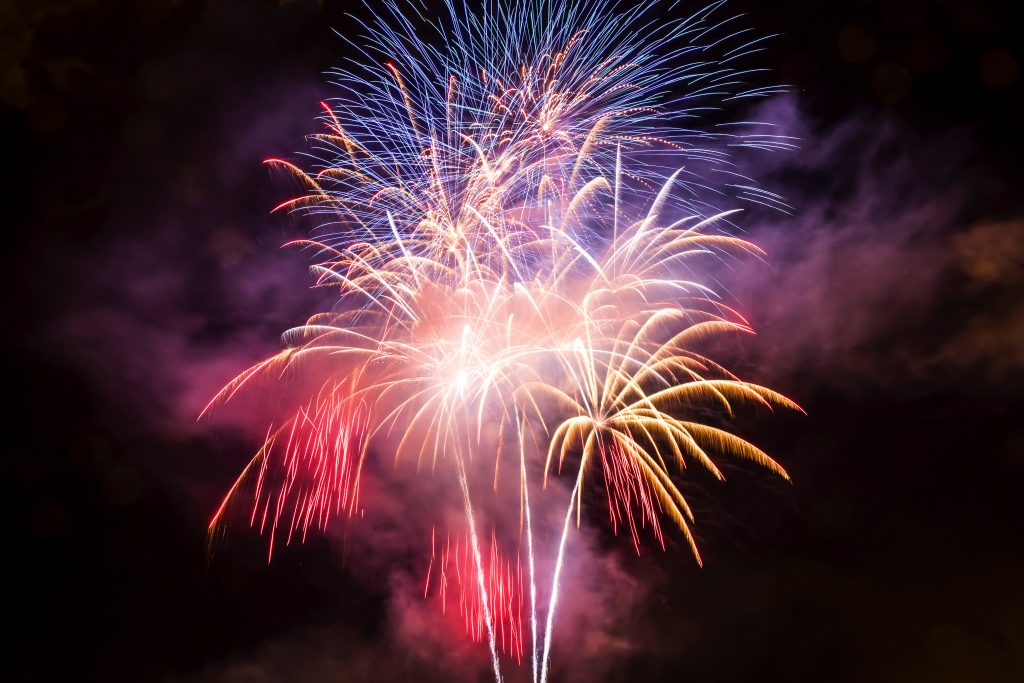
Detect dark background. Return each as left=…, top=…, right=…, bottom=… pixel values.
left=3, top=1, right=1023, bottom=681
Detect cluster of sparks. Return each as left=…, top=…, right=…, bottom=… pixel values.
left=425, top=526, right=527, bottom=662
left=205, top=1, right=800, bottom=681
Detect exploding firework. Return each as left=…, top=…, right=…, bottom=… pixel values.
left=204, top=1, right=800, bottom=680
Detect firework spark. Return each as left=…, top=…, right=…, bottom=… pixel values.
left=205, top=1, right=800, bottom=680
left=425, top=526, right=527, bottom=662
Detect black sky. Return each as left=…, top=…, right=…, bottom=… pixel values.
left=4, top=1, right=1023, bottom=681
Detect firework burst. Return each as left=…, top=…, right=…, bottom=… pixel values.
left=205, top=1, right=800, bottom=680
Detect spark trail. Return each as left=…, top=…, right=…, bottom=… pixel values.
left=457, top=459, right=504, bottom=681
left=519, top=412, right=540, bottom=682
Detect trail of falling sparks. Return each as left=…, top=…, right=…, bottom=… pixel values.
left=540, top=467, right=585, bottom=683
left=519, top=413, right=540, bottom=683
left=425, top=526, right=527, bottom=663
left=456, top=459, right=504, bottom=682
left=203, top=1, right=802, bottom=680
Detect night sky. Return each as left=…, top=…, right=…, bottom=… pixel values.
left=4, top=1, right=1023, bottom=681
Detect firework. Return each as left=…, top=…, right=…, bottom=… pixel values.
left=204, top=1, right=800, bottom=680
